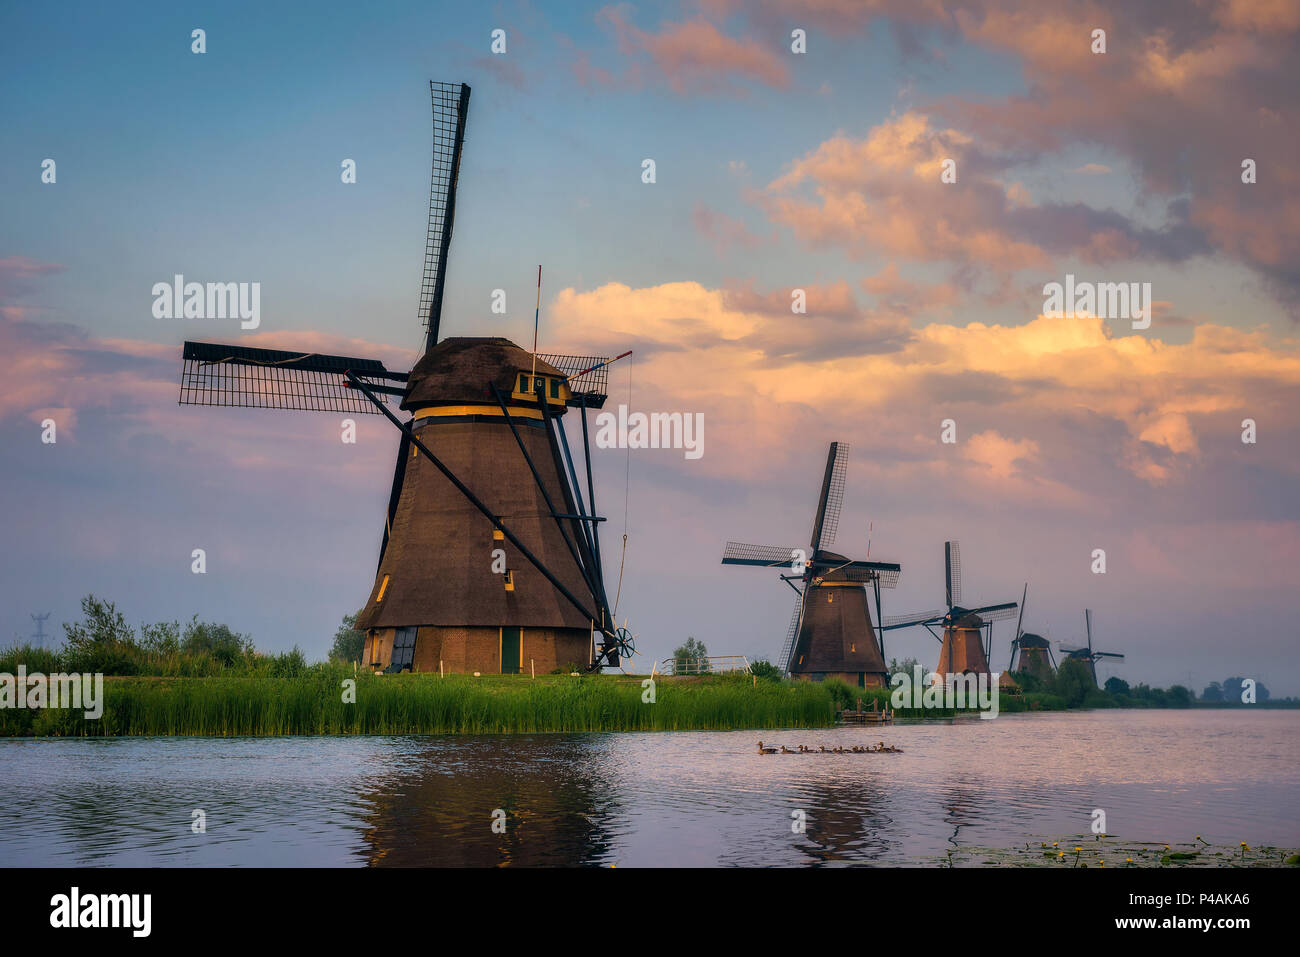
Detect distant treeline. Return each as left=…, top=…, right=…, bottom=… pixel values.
left=2, top=598, right=1292, bottom=725
left=1, top=595, right=325, bottom=679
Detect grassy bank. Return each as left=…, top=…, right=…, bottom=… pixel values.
left=1, top=671, right=860, bottom=736
left=2, top=648, right=1100, bottom=737
left=0, top=670, right=1055, bottom=737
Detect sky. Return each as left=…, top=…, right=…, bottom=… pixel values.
left=2, top=0, right=1297, bottom=693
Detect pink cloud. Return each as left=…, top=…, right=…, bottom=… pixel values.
left=593, top=7, right=790, bottom=94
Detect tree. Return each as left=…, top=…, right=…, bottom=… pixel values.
left=1201, top=681, right=1224, bottom=702
left=63, top=594, right=135, bottom=650
left=672, top=636, right=709, bottom=674
left=1104, top=676, right=1130, bottom=696
left=887, top=657, right=920, bottom=676
left=329, top=613, right=364, bottom=664
left=1053, top=658, right=1092, bottom=708
left=180, top=616, right=254, bottom=667
left=61, top=594, right=142, bottom=674
left=749, top=658, right=782, bottom=681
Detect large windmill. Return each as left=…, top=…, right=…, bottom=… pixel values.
left=720, top=442, right=901, bottom=687
left=1006, top=583, right=1056, bottom=682
left=882, top=541, right=1018, bottom=678
left=1059, top=609, right=1124, bottom=685
left=177, top=81, right=631, bottom=675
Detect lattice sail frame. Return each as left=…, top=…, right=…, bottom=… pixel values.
left=420, top=81, right=471, bottom=350
left=179, top=341, right=402, bottom=414
left=816, top=442, right=849, bottom=550
left=966, top=603, right=1020, bottom=624
left=722, top=541, right=805, bottom=566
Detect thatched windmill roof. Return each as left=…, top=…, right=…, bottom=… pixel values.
left=402, top=337, right=565, bottom=410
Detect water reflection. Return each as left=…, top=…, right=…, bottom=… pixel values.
left=0, top=711, right=1295, bottom=867
left=356, top=737, right=619, bottom=866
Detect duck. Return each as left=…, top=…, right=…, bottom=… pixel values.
left=757, top=741, right=777, bottom=754
left=780, top=745, right=796, bottom=754
left=818, top=745, right=827, bottom=753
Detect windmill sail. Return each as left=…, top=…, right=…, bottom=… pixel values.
left=420, top=81, right=472, bottom=352
left=776, top=592, right=806, bottom=674
left=722, top=542, right=805, bottom=568
left=809, top=441, right=848, bottom=551
left=178, top=341, right=406, bottom=413
left=945, top=540, right=962, bottom=608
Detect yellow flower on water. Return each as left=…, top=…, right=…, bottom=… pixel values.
left=1075, top=846, right=1082, bottom=852
left=1058, top=851, right=1065, bottom=858
left=1126, top=858, right=1133, bottom=863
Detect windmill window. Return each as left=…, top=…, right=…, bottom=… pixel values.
left=377, top=574, right=390, bottom=601
left=549, top=378, right=560, bottom=399
left=389, top=626, right=417, bottom=671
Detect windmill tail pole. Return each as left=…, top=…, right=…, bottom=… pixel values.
left=344, top=370, right=612, bottom=638
left=566, top=351, right=633, bottom=383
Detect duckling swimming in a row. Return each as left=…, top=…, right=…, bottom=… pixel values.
left=757, top=741, right=904, bottom=754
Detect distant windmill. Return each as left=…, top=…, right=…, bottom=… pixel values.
left=30, top=612, right=51, bottom=648
left=882, top=541, right=1018, bottom=678
left=721, top=442, right=901, bottom=687
left=1006, top=584, right=1056, bottom=682
left=1059, top=609, right=1124, bottom=685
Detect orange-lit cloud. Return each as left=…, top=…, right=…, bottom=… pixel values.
left=592, top=8, right=789, bottom=93
left=546, top=280, right=1300, bottom=500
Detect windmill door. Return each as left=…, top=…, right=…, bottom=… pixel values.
left=501, top=627, right=521, bottom=674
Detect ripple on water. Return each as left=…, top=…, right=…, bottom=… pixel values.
left=0, top=711, right=1295, bottom=866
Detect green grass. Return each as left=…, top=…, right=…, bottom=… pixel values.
left=1, top=670, right=865, bottom=736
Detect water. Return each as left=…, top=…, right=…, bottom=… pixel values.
left=1, top=710, right=1295, bottom=866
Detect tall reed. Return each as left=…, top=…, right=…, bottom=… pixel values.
left=2, top=671, right=848, bottom=737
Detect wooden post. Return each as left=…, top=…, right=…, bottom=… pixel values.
left=531, top=658, right=535, bottom=680
left=439, top=659, right=444, bottom=679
